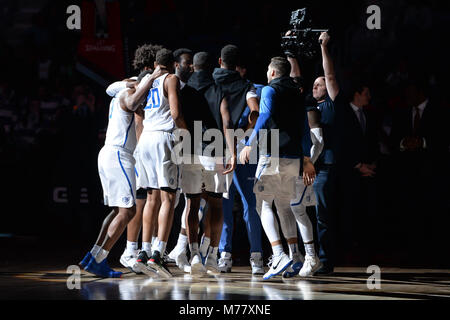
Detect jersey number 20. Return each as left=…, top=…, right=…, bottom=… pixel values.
left=145, top=88, right=161, bottom=110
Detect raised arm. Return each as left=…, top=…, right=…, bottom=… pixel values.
left=165, top=74, right=187, bottom=130
left=319, top=32, right=339, bottom=101
left=121, top=67, right=163, bottom=112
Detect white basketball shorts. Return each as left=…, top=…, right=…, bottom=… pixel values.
left=290, top=176, right=317, bottom=208
left=98, top=145, right=136, bottom=208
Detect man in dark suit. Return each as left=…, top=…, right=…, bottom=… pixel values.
left=335, top=81, right=379, bottom=261
left=389, top=76, right=450, bottom=256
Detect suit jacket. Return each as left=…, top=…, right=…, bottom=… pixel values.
left=389, top=98, right=449, bottom=162
left=335, top=103, right=379, bottom=170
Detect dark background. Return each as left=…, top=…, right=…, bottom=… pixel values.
left=0, top=0, right=449, bottom=268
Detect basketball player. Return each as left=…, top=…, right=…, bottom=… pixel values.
left=134, top=49, right=188, bottom=278
left=240, top=57, right=306, bottom=280
left=78, top=68, right=163, bottom=278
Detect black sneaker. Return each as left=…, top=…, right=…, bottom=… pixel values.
left=148, top=251, right=172, bottom=278
left=134, top=251, right=157, bottom=277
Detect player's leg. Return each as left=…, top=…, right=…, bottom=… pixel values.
left=233, top=164, right=264, bottom=275
left=120, top=189, right=146, bottom=272
left=148, top=188, right=177, bottom=277
left=168, top=194, right=190, bottom=269
left=185, top=193, right=206, bottom=275
left=218, top=180, right=236, bottom=273
left=204, top=192, right=223, bottom=275
left=199, top=194, right=211, bottom=260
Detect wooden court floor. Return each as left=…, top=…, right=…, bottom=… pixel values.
left=1, top=263, right=450, bottom=300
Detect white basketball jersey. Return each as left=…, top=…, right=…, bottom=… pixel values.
left=143, top=73, right=175, bottom=132
left=104, top=88, right=137, bottom=153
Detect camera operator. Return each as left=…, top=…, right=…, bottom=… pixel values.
left=287, top=32, right=340, bottom=276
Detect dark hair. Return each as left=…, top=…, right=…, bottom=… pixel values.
left=221, top=44, right=239, bottom=69
left=270, top=57, right=291, bottom=77
left=137, top=70, right=152, bottom=82
left=133, top=44, right=164, bottom=71
left=173, top=48, right=193, bottom=63
left=348, top=78, right=370, bottom=99
left=193, top=52, right=211, bottom=70
left=156, top=48, right=174, bottom=67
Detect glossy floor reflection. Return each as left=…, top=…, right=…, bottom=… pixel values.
left=2, top=265, right=450, bottom=300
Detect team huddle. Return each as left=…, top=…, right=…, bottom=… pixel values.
left=78, top=32, right=336, bottom=281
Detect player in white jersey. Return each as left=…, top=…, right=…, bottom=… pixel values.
left=78, top=68, right=163, bottom=278
left=134, top=49, right=188, bottom=278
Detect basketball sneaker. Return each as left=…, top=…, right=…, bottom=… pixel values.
left=282, top=254, right=304, bottom=279
left=84, top=257, right=122, bottom=278
left=79, top=252, right=92, bottom=269
left=190, top=254, right=206, bottom=276
left=263, top=253, right=292, bottom=280
left=250, top=252, right=264, bottom=275
left=205, top=253, right=220, bottom=275
left=218, top=252, right=232, bottom=273
left=133, top=251, right=157, bottom=277
left=148, top=251, right=172, bottom=278
left=176, top=251, right=191, bottom=273
left=299, top=255, right=322, bottom=277
left=120, top=249, right=141, bottom=274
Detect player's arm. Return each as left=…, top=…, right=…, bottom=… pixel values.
left=307, top=109, right=324, bottom=165
left=106, top=79, right=136, bottom=97
left=134, top=107, right=144, bottom=142
left=246, top=85, right=260, bottom=129
left=122, top=66, right=163, bottom=112
left=165, top=74, right=188, bottom=130
left=220, top=96, right=237, bottom=175
left=240, top=86, right=274, bottom=164
left=319, top=32, right=339, bottom=101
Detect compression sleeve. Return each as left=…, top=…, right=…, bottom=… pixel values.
left=106, top=81, right=127, bottom=98
left=246, top=86, right=275, bottom=147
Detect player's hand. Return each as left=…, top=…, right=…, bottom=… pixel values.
left=223, top=156, right=237, bottom=175
left=303, top=159, right=316, bottom=186
left=358, top=163, right=376, bottom=178
left=239, top=146, right=252, bottom=164
left=319, top=32, right=330, bottom=47
left=151, top=65, right=163, bottom=80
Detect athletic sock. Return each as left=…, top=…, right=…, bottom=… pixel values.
left=200, top=236, right=211, bottom=257
left=152, top=240, right=167, bottom=257
left=142, top=242, right=152, bottom=257
left=305, top=243, right=316, bottom=257
left=126, top=241, right=138, bottom=255
left=177, top=233, right=188, bottom=253
left=151, top=236, right=157, bottom=247
left=288, top=243, right=300, bottom=259
left=207, top=246, right=218, bottom=259
left=189, top=243, right=199, bottom=257
left=272, top=244, right=284, bottom=258
left=95, top=248, right=109, bottom=263
left=90, top=245, right=101, bottom=257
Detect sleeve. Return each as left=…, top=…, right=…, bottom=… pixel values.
left=106, top=81, right=127, bottom=97
left=246, top=86, right=275, bottom=146
left=246, top=84, right=258, bottom=101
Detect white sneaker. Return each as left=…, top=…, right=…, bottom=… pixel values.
left=120, top=249, right=141, bottom=274
left=175, top=251, right=191, bottom=273
left=168, top=244, right=184, bottom=263
left=250, top=252, right=264, bottom=275
left=282, top=254, right=305, bottom=279
left=190, top=254, right=206, bottom=276
left=263, top=253, right=292, bottom=280
left=299, top=255, right=322, bottom=277
left=205, top=253, right=220, bottom=275
left=218, top=252, right=232, bottom=273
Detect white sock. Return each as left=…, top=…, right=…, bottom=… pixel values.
left=151, top=236, right=157, bottom=246
left=272, top=244, right=284, bottom=257
left=288, top=243, right=300, bottom=259
left=126, top=241, right=138, bottom=254
left=95, top=248, right=109, bottom=263
left=200, top=236, right=210, bottom=256
left=189, top=243, right=199, bottom=256
left=152, top=239, right=167, bottom=256
left=90, top=245, right=101, bottom=257
left=142, top=242, right=152, bottom=257
left=207, top=246, right=218, bottom=259
left=305, top=243, right=316, bottom=257
left=177, top=233, right=188, bottom=252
